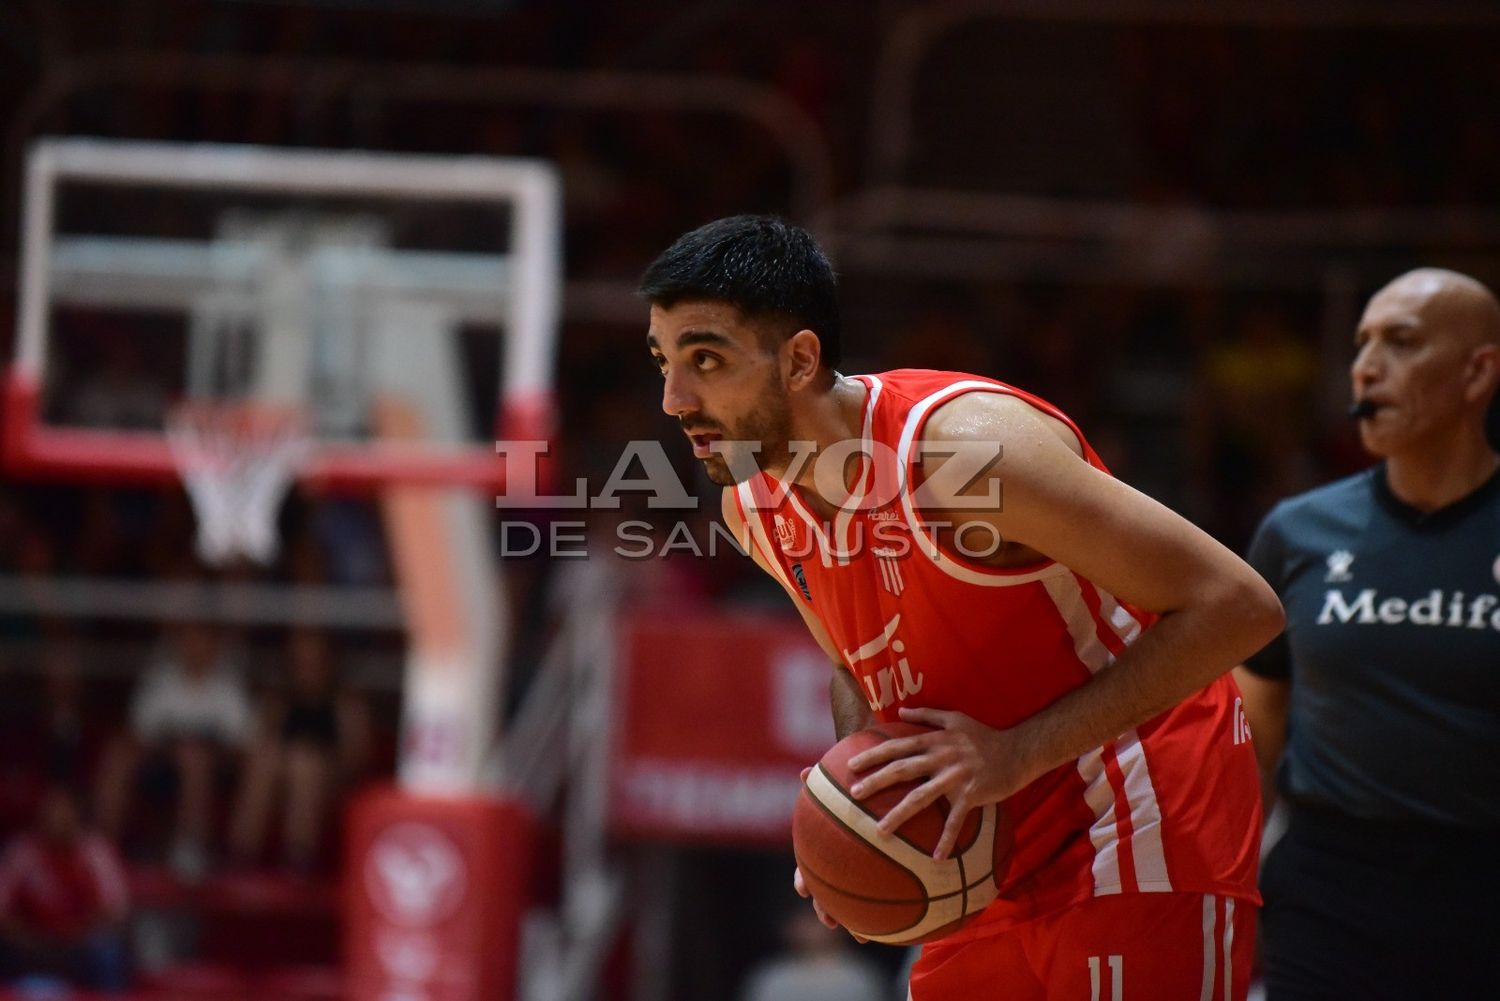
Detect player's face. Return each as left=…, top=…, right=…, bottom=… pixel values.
left=648, top=300, right=793, bottom=485
left=1351, top=281, right=1480, bottom=457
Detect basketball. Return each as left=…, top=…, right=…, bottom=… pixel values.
left=792, top=722, right=1014, bottom=946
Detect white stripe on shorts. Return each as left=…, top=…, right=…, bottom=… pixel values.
left=1223, top=898, right=1236, bottom=1001
left=1199, top=894, right=1217, bottom=1001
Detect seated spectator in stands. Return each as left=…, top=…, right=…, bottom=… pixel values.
left=37, top=644, right=88, bottom=785
left=94, top=621, right=252, bottom=880
left=230, top=629, right=371, bottom=872
left=0, top=786, right=130, bottom=993
left=0, top=643, right=88, bottom=835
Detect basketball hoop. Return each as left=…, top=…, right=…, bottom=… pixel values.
left=166, top=401, right=311, bottom=567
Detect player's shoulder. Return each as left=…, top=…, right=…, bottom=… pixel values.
left=865, top=367, right=1001, bottom=407
left=917, top=384, right=1086, bottom=467
left=922, top=388, right=1036, bottom=441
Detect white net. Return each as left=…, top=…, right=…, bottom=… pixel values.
left=166, top=401, right=311, bottom=567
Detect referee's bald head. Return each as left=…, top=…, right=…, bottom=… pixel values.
left=1357, top=268, right=1500, bottom=455
left=1371, top=268, right=1500, bottom=349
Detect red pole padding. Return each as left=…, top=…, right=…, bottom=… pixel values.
left=345, top=786, right=536, bottom=1001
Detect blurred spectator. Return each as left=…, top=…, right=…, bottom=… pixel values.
left=94, top=622, right=252, bottom=880
left=738, top=907, right=886, bottom=1001
left=0, top=786, right=130, bottom=994
left=0, top=645, right=93, bottom=842
left=230, top=630, right=372, bottom=872
left=36, top=645, right=88, bottom=786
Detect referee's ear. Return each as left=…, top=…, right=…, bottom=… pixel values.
left=1474, top=344, right=1500, bottom=449
left=1469, top=344, right=1500, bottom=393
left=1487, top=391, right=1500, bottom=453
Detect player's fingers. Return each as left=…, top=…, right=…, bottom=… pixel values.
left=932, top=801, right=972, bottom=861
left=847, top=735, right=927, bottom=772
left=810, top=896, right=837, bottom=928
left=796, top=869, right=838, bottom=928
left=876, top=779, right=947, bottom=835
left=898, top=706, right=955, bottom=728
left=849, top=756, right=931, bottom=799
left=800, top=766, right=812, bottom=782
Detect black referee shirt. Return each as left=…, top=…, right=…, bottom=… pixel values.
left=1243, top=464, right=1500, bottom=827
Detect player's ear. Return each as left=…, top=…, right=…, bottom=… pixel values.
left=784, top=329, right=822, bottom=391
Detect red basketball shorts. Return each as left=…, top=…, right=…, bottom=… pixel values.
left=908, top=893, right=1255, bottom=1000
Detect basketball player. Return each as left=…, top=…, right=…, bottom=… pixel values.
left=640, top=216, right=1283, bottom=999
left=1234, top=269, right=1500, bottom=1000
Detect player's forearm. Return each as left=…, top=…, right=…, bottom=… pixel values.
left=831, top=666, right=873, bottom=740
left=1011, top=583, right=1283, bottom=782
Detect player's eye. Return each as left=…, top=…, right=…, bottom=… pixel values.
left=651, top=354, right=667, bottom=375
left=693, top=352, right=720, bottom=372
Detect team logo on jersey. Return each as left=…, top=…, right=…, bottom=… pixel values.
left=1491, top=554, right=1500, bottom=587
left=872, top=546, right=906, bottom=596
left=790, top=563, right=812, bottom=602
left=1324, top=549, right=1355, bottom=582
left=773, top=514, right=796, bottom=548
left=842, top=614, right=924, bottom=712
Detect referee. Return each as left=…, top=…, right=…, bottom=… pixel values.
left=1235, top=268, right=1500, bottom=1000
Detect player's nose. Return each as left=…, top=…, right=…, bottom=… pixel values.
left=661, top=368, right=699, bottom=419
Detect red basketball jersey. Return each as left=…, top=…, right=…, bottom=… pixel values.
left=733, top=370, right=1262, bottom=939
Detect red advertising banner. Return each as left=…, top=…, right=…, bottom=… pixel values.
left=610, top=612, right=835, bottom=845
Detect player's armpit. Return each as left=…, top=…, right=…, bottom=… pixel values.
left=830, top=664, right=873, bottom=740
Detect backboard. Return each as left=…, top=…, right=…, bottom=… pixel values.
left=4, top=137, right=562, bottom=492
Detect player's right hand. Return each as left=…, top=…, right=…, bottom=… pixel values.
left=795, top=767, right=839, bottom=929
left=796, top=767, right=867, bottom=943
left=792, top=864, right=837, bottom=927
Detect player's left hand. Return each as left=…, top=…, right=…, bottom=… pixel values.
left=845, top=706, right=1043, bottom=860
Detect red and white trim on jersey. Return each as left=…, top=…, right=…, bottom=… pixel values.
left=1074, top=729, right=1172, bottom=896
left=736, top=478, right=798, bottom=594
left=779, top=374, right=886, bottom=567
left=1041, top=570, right=1171, bottom=896
left=896, top=379, right=1075, bottom=588
left=1020, top=555, right=1168, bottom=897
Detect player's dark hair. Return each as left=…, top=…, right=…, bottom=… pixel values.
left=637, top=215, right=843, bottom=369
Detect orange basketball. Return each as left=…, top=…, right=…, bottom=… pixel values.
left=792, top=722, right=1014, bottom=945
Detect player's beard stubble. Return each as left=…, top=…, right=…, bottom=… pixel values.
left=691, top=372, right=794, bottom=486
